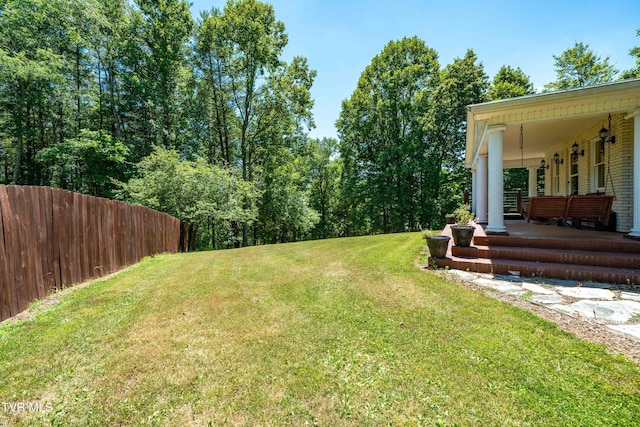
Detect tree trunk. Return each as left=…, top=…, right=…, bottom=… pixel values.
left=231, top=221, right=240, bottom=248
left=12, top=133, right=22, bottom=185
left=242, top=223, right=249, bottom=247
left=211, top=218, right=216, bottom=250
left=97, top=50, right=103, bottom=129
left=76, top=44, right=81, bottom=132
left=189, top=225, right=198, bottom=251
left=12, top=83, right=26, bottom=184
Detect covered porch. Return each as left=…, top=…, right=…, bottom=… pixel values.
left=466, top=79, right=640, bottom=238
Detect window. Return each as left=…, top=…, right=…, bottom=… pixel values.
left=570, top=162, right=578, bottom=195
left=593, top=139, right=605, bottom=192
left=554, top=161, right=561, bottom=194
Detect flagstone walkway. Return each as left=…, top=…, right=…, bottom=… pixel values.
left=446, top=269, right=640, bottom=341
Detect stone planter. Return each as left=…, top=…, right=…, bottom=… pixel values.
left=425, top=235, right=450, bottom=259
left=451, top=225, right=475, bottom=247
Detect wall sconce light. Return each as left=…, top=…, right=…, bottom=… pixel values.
left=571, top=142, right=584, bottom=164
left=599, top=113, right=616, bottom=146
left=539, top=159, right=549, bottom=169
left=553, top=152, right=563, bottom=165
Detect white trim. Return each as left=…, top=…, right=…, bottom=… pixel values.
left=628, top=109, right=640, bottom=237
left=469, top=79, right=640, bottom=114
left=471, top=121, right=489, bottom=169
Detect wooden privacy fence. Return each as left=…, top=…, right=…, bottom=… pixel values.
left=0, top=185, right=185, bottom=322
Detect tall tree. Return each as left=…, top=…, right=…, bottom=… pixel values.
left=133, top=0, right=193, bottom=154
left=0, top=0, right=64, bottom=183
left=622, top=28, right=640, bottom=79
left=308, top=137, right=341, bottom=239
left=488, top=65, right=535, bottom=100
left=192, top=7, right=235, bottom=164
left=0, top=0, right=123, bottom=185
left=424, top=49, right=489, bottom=223
left=544, top=42, right=618, bottom=91
left=197, top=0, right=316, bottom=246
left=337, top=37, right=440, bottom=233
left=94, top=0, right=130, bottom=140
left=256, top=139, right=319, bottom=244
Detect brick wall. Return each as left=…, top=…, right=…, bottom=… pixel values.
left=542, top=113, right=633, bottom=232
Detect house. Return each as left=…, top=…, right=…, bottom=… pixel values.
left=434, top=79, right=640, bottom=284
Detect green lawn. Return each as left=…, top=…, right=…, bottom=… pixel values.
left=1, top=233, right=639, bottom=426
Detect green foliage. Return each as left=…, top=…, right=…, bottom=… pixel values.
left=308, top=138, right=343, bottom=239
left=192, top=0, right=316, bottom=246
left=119, top=147, right=259, bottom=249
left=453, top=204, right=475, bottom=227
left=488, top=65, right=535, bottom=100
left=337, top=37, right=441, bottom=234
left=0, top=0, right=319, bottom=250
left=338, top=44, right=488, bottom=235
left=504, top=168, right=528, bottom=192
left=36, top=130, right=130, bottom=197
left=127, top=0, right=194, bottom=154
left=0, top=0, right=70, bottom=184
left=423, top=49, right=489, bottom=223
left=545, top=42, right=618, bottom=91
left=622, top=28, right=640, bottom=79
left=256, top=143, right=320, bottom=244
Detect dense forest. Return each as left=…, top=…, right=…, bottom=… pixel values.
left=1, top=0, right=639, bottom=249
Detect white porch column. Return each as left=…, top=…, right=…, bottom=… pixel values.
left=629, top=108, right=640, bottom=238
left=528, top=167, right=538, bottom=198
left=471, top=169, right=477, bottom=215
left=476, top=155, right=488, bottom=224
left=486, top=126, right=507, bottom=234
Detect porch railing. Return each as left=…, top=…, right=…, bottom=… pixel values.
left=504, top=190, right=522, bottom=213
left=464, top=189, right=526, bottom=215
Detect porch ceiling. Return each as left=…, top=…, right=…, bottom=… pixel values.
left=466, top=79, right=640, bottom=168
left=497, top=114, right=603, bottom=162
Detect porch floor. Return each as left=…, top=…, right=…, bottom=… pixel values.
left=434, top=219, right=640, bottom=285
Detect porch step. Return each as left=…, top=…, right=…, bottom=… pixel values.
left=452, top=245, right=640, bottom=270
left=434, top=256, right=640, bottom=285
left=434, top=222, right=640, bottom=284
left=473, top=235, right=640, bottom=254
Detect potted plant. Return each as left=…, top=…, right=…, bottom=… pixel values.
left=423, top=231, right=450, bottom=259
left=450, top=204, right=475, bottom=247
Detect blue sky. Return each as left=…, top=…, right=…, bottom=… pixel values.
left=189, top=0, right=639, bottom=140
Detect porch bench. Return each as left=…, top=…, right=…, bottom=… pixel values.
left=564, top=194, right=614, bottom=228
left=525, top=196, right=568, bottom=223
